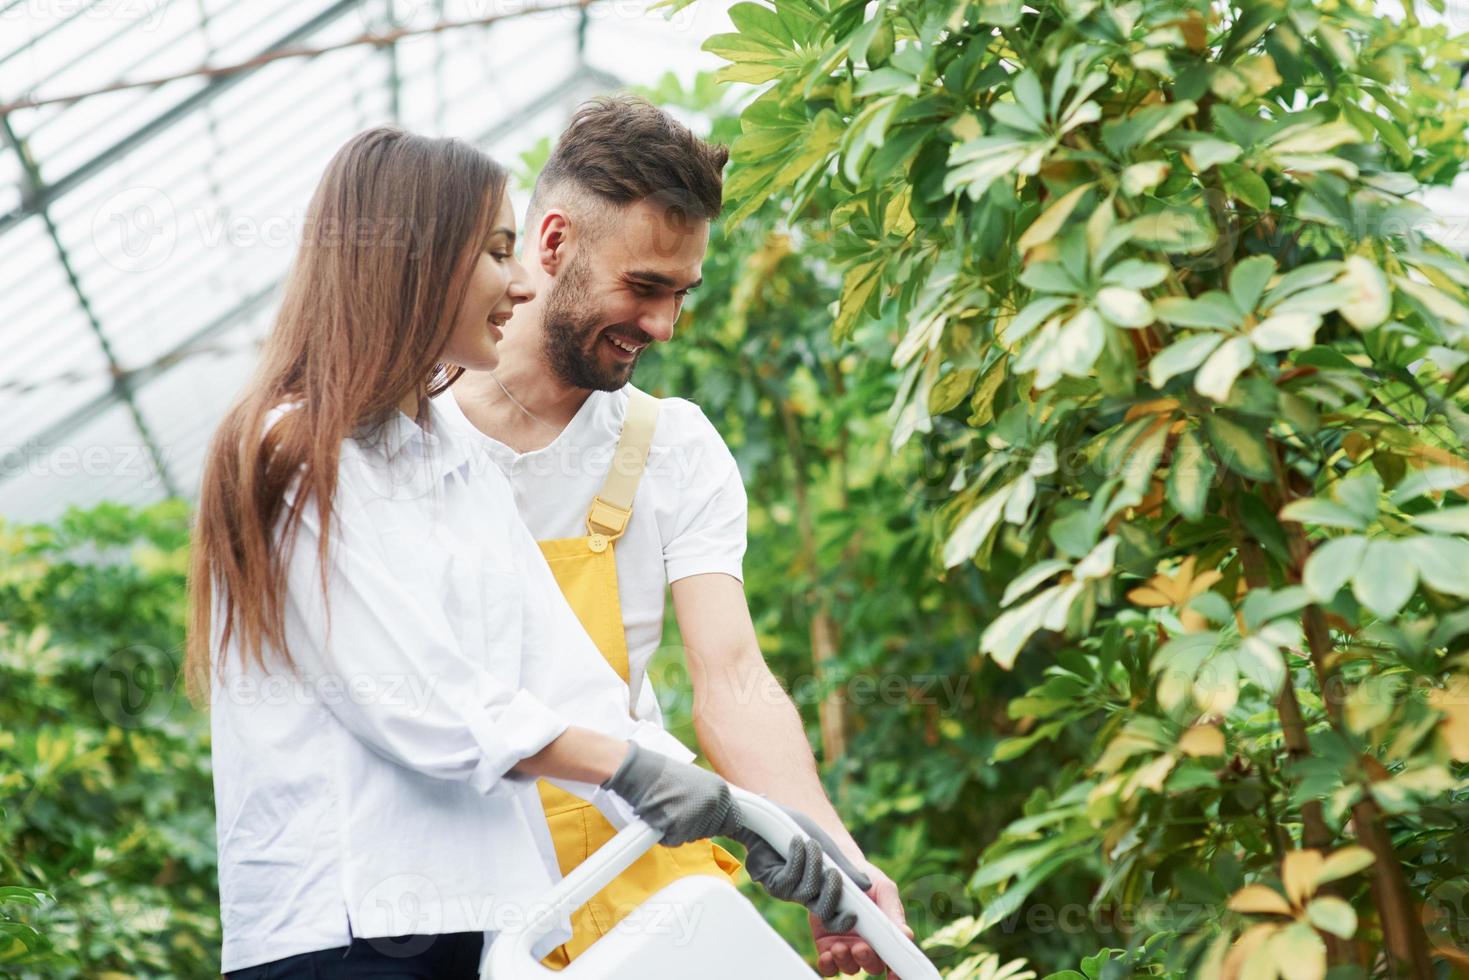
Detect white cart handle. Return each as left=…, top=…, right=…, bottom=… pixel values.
left=729, top=787, right=941, bottom=980
left=485, top=785, right=940, bottom=980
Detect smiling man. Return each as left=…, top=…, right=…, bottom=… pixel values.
left=437, top=96, right=907, bottom=975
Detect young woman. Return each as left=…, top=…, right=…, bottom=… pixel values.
left=184, top=128, right=752, bottom=979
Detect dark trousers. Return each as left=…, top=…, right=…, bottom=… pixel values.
left=225, top=931, right=484, bottom=979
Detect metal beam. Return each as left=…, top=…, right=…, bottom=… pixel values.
left=0, top=54, right=624, bottom=495
left=0, top=0, right=361, bottom=240
left=384, top=0, right=402, bottom=123
left=0, top=114, right=180, bottom=496
left=0, top=0, right=113, bottom=74
left=0, top=280, right=279, bottom=492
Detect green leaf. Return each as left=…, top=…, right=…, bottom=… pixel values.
left=1262, top=261, right=1345, bottom=307
left=1352, top=538, right=1418, bottom=620
left=1126, top=208, right=1217, bottom=254
left=0, top=887, right=46, bottom=909
left=969, top=355, right=1009, bottom=427
left=1019, top=262, right=1084, bottom=295
left=1188, top=591, right=1235, bottom=627
left=1005, top=296, right=1072, bottom=344
left=981, top=582, right=1076, bottom=669
left=1241, top=586, right=1310, bottom=632
left=1336, top=256, right=1392, bottom=331
left=971, top=834, right=1078, bottom=888
left=1102, top=101, right=1199, bottom=156
left=1195, top=335, right=1255, bottom=402
left=1203, top=413, right=1274, bottom=481
left=1095, top=287, right=1154, bottom=328
left=1102, top=259, right=1170, bottom=289
left=1250, top=312, right=1322, bottom=352
left=973, top=847, right=1086, bottom=931
left=1121, top=160, right=1170, bottom=196
left=1234, top=635, right=1286, bottom=694
left=1330, top=475, right=1377, bottom=528
left=1303, top=535, right=1367, bottom=601
left=975, top=0, right=1023, bottom=26
left=1050, top=510, right=1099, bottom=559
left=1270, top=283, right=1355, bottom=317
left=1183, top=137, right=1245, bottom=171
left=992, top=719, right=1069, bottom=761
left=944, top=483, right=1016, bottom=568
left=1154, top=293, right=1243, bottom=329
left=1412, top=508, right=1469, bottom=535
left=1001, top=559, right=1072, bottom=606
left=1279, top=498, right=1368, bottom=531
left=1390, top=466, right=1469, bottom=505
left=1011, top=70, right=1046, bottom=128
left=855, top=67, right=921, bottom=98
left=930, top=368, right=979, bottom=414
left=1270, top=921, right=1327, bottom=980
left=725, top=2, right=789, bottom=44
left=1313, top=846, right=1375, bottom=885
left=944, top=137, right=1038, bottom=201
left=703, top=31, right=787, bottom=64
left=1346, top=674, right=1402, bottom=733
left=1219, top=163, right=1271, bottom=210
left=1018, top=183, right=1095, bottom=254
left=1167, top=428, right=1216, bottom=522
left=1229, top=255, right=1277, bottom=313
left=1149, top=333, right=1225, bottom=388
left=1404, top=535, right=1469, bottom=597
left=833, top=259, right=883, bottom=340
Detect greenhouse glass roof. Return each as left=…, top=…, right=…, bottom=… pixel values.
left=0, top=0, right=729, bottom=523
left=0, top=0, right=1464, bottom=524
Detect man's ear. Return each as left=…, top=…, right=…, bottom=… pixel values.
left=537, top=209, right=573, bottom=276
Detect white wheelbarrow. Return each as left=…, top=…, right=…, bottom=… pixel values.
left=484, top=785, right=941, bottom=979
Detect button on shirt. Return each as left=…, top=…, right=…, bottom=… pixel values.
left=209, top=400, right=691, bottom=973
left=436, top=384, right=748, bottom=726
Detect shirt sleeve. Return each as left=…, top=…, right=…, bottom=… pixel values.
left=278, top=461, right=571, bottom=798
left=660, top=402, right=749, bottom=584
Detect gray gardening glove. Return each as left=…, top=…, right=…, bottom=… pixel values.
left=731, top=801, right=873, bottom=933
left=601, top=742, right=738, bottom=846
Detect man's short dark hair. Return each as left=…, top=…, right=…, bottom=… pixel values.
left=527, top=95, right=730, bottom=239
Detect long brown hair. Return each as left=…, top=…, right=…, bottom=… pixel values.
left=185, top=127, right=507, bottom=703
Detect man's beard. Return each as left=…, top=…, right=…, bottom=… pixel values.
left=541, top=255, right=650, bottom=392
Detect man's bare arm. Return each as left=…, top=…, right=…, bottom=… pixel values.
left=671, top=572, right=909, bottom=977
left=670, top=571, right=863, bottom=859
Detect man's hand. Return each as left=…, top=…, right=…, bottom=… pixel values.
left=812, top=860, right=911, bottom=978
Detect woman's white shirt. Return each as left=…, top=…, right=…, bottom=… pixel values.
left=209, top=400, right=689, bottom=973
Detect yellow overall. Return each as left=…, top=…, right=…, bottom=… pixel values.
left=534, top=388, right=741, bottom=969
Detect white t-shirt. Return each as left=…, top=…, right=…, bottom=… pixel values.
left=437, top=383, right=748, bottom=726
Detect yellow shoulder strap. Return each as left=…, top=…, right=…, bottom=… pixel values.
left=586, top=388, right=661, bottom=539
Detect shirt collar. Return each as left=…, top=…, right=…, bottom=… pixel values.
left=366, top=399, right=475, bottom=480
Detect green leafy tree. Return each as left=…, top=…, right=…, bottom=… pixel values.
left=633, top=73, right=1111, bottom=966
left=0, top=502, right=217, bottom=977
left=694, top=0, right=1469, bottom=976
